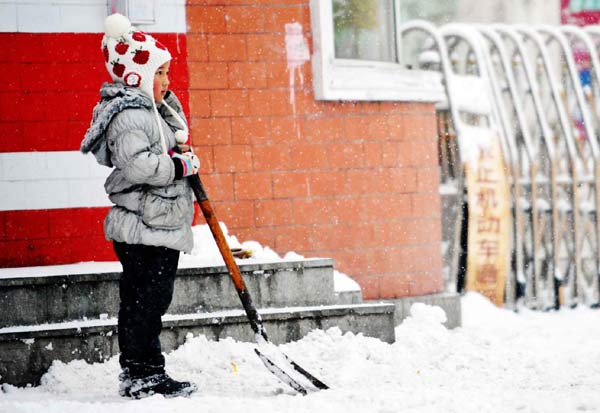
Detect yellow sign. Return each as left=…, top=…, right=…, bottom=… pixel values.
left=465, top=139, right=511, bottom=306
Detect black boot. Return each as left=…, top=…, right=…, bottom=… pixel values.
left=118, top=360, right=197, bottom=399
left=122, top=372, right=198, bottom=399
left=118, top=369, right=133, bottom=397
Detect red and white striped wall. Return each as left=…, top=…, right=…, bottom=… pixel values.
left=0, top=0, right=189, bottom=267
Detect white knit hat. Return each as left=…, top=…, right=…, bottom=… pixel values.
left=102, top=13, right=171, bottom=99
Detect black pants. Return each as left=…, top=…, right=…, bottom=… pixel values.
left=113, top=242, right=180, bottom=377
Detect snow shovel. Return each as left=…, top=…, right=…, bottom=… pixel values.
left=188, top=174, right=329, bottom=395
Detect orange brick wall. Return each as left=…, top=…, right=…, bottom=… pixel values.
left=185, top=0, right=443, bottom=300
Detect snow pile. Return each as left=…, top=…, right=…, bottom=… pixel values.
left=179, top=223, right=360, bottom=293
left=395, top=302, right=449, bottom=352
left=3, top=295, right=600, bottom=412
left=179, top=223, right=282, bottom=267
left=332, top=270, right=361, bottom=292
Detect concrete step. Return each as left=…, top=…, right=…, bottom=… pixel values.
left=0, top=258, right=337, bottom=328
left=335, top=289, right=363, bottom=304
left=0, top=302, right=395, bottom=386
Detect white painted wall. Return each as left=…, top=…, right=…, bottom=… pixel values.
left=0, top=0, right=187, bottom=33
left=0, top=152, right=112, bottom=211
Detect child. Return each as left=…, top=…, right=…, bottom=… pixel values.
left=81, top=13, right=199, bottom=399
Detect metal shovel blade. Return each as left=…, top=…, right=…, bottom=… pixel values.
left=255, top=348, right=309, bottom=395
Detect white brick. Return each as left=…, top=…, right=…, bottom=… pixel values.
left=0, top=152, right=47, bottom=181
left=58, top=4, right=106, bottom=32
left=0, top=152, right=97, bottom=181
left=0, top=4, right=17, bottom=32
left=0, top=181, right=26, bottom=211
left=25, top=180, right=69, bottom=209
left=87, top=155, right=112, bottom=179
left=0, top=152, right=114, bottom=210
left=17, top=4, right=61, bottom=32
left=68, top=178, right=111, bottom=208
left=42, top=152, right=89, bottom=180
left=9, top=0, right=186, bottom=33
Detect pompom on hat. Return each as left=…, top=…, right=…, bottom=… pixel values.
left=102, top=13, right=171, bottom=99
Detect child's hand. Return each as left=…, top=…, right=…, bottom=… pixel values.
left=177, top=144, right=191, bottom=153
left=172, top=152, right=200, bottom=178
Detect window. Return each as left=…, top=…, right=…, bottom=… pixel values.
left=333, top=0, right=397, bottom=62
left=310, top=0, right=444, bottom=102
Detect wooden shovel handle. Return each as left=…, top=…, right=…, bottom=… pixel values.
left=188, top=174, right=266, bottom=339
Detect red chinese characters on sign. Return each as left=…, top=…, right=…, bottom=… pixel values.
left=475, top=153, right=501, bottom=284
left=466, top=142, right=511, bottom=306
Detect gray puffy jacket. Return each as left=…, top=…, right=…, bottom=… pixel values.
left=81, top=82, right=194, bottom=253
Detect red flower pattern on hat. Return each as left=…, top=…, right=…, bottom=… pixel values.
left=111, top=60, right=125, bottom=77
left=132, top=31, right=147, bottom=42
left=132, top=49, right=150, bottom=65
left=115, top=41, right=129, bottom=55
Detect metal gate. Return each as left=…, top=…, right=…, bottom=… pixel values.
left=401, top=21, right=600, bottom=308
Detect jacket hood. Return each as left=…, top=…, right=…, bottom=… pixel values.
left=81, top=82, right=153, bottom=167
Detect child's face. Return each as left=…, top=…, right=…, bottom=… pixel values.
left=153, top=61, right=170, bottom=103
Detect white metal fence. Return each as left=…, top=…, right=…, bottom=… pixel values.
left=402, top=21, right=600, bottom=309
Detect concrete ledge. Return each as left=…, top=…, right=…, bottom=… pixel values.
left=0, top=303, right=395, bottom=387
left=372, top=292, right=462, bottom=329
left=0, top=258, right=334, bottom=287
left=0, top=258, right=336, bottom=327
left=334, top=290, right=363, bottom=305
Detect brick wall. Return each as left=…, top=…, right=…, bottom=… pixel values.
left=185, top=0, right=443, bottom=299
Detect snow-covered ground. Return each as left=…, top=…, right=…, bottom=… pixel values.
left=1, top=293, right=599, bottom=413
left=2, top=225, right=600, bottom=411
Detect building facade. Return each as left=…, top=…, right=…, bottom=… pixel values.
left=0, top=0, right=445, bottom=300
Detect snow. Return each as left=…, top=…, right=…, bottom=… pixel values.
left=181, top=223, right=313, bottom=268
left=2, top=224, right=599, bottom=411
left=455, top=124, right=495, bottom=166
left=333, top=270, right=360, bottom=292
left=2, top=293, right=600, bottom=412
left=439, top=180, right=460, bottom=195
left=0, top=262, right=122, bottom=280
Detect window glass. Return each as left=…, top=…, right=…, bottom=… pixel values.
left=333, top=0, right=397, bottom=62
left=399, top=0, right=458, bottom=24
left=398, top=0, right=459, bottom=67
left=569, top=0, right=600, bottom=12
